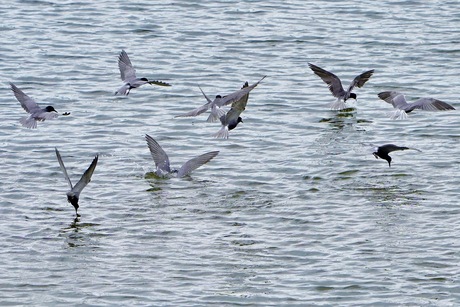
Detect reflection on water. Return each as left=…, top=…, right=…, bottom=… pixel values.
left=60, top=217, right=101, bottom=248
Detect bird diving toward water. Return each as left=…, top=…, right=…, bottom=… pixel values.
left=308, top=63, right=374, bottom=110
left=372, top=144, right=421, bottom=167
left=377, top=91, right=455, bottom=120
left=55, top=148, right=99, bottom=217
left=175, top=76, right=266, bottom=122
left=115, top=50, right=171, bottom=95
left=10, top=83, right=68, bottom=129
left=214, top=81, right=249, bottom=139
left=145, top=134, right=219, bottom=178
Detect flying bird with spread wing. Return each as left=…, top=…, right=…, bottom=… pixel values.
left=145, top=134, right=219, bottom=178
left=175, top=76, right=266, bottom=122
left=10, top=83, right=62, bottom=129
left=55, top=148, right=99, bottom=216
left=214, top=81, right=250, bottom=139
left=115, top=50, right=171, bottom=95
left=308, top=63, right=374, bottom=110
left=372, top=144, right=421, bottom=167
left=377, top=91, right=455, bottom=119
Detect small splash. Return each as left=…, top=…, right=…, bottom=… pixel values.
left=146, top=186, right=162, bottom=192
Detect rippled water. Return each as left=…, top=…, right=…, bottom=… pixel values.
left=1, top=0, right=459, bottom=305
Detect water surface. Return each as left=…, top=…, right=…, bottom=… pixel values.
left=0, top=0, right=459, bottom=305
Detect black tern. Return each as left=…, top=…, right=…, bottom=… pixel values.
left=377, top=91, right=455, bottom=120
left=10, top=83, right=59, bottom=129
left=372, top=144, right=420, bottom=167
left=175, top=76, right=266, bottom=122
left=145, top=134, right=219, bottom=178
left=308, top=63, right=374, bottom=110
left=214, top=82, right=249, bottom=139
left=115, top=50, right=171, bottom=95
left=55, top=148, right=99, bottom=216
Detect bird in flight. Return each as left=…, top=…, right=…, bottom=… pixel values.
left=145, top=134, right=219, bottom=178
left=308, top=63, right=374, bottom=110
left=10, top=83, right=61, bottom=129
left=55, top=148, right=99, bottom=216
left=175, top=76, right=266, bottom=122
left=377, top=91, right=455, bottom=119
left=115, top=50, right=171, bottom=95
left=214, top=81, right=249, bottom=139
left=372, top=144, right=420, bottom=167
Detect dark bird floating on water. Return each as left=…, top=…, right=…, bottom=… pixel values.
left=115, top=50, right=171, bottom=95
left=145, top=134, right=219, bottom=178
left=214, top=81, right=249, bottom=139
left=10, top=83, right=65, bottom=129
left=308, top=63, right=374, bottom=110
left=372, top=144, right=421, bottom=167
left=377, top=91, right=455, bottom=120
left=175, top=76, right=266, bottom=122
left=55, top=148, right=99, bottom=217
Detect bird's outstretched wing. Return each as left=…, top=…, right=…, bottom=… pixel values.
left=55, top=148, right=73, bottom=189
left=118, top=50, right=137, bottom=82
left=145, top=134, right=171, bottom=174
left=175, top=86, right=214, bottom=117
left=198, top=85, right=213, bottom=104
left=10, top=83, right=41, bottom=114
left=380, top=144, right=421, bottom=154
left=378, top=91, right=408, bottom=109
left=308, top=63, right=345, bottom=98
left=218, top=81, right=250, bottom=124
left=72, top=155, right=99, bottom=195
left=347, top=69, right=374, bottom=92
left=217, top=76, right=266, bottom=107
left=177, top=151, right=219, bottom=178
left=408, top=98, right=455, bottom=111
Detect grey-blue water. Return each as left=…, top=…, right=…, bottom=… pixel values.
left=1, top=0, right=459, bottom=305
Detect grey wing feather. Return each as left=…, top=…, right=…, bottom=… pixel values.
left=174, top=86, right=213, bottom=117
left=378, top=91, right=408, bottom=109
left=72, top=155, right=98, bottom=195
left=55, top=148, right=73, bottom=189
left=118, top=50, right=137, bottom=82
left=347, top=69, right=374, bottom=92
left=145, top=134, right=171, bottom=173
left=177, top=151, right=219, bottom=178
left=230, top=81, right=250, bottom=109
left=10, top=83, right=40, bottom=113
left=199, top=86, right=213, bottom=104
left=408, top=98, right=455, bottom=111
left=222, top=93, right=249, bottom=124
left=175, top=102, right=212, bottom=117
left=40, top=112, right=59, bottom=120
left=230, top=92, right=249, bottom=111
left=308, top=63, right=345, bottom=98
left=217, top=76, right=266, bottom=107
